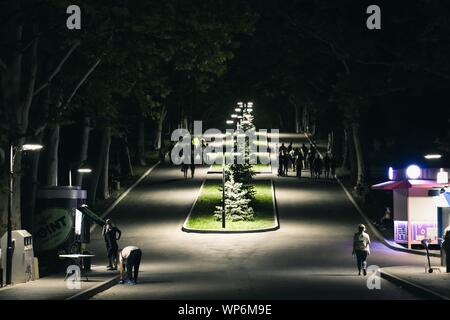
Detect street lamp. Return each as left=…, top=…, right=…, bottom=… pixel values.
left=6, top=143, right=43, bottom=285
left=69, top=167, right=92, bottom=186
left=424, top=154, right=442, bottom=160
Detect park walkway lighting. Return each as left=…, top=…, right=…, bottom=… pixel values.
left=424, top=154, right=442, bottom=160
left=6, top=142, right=43, bottom=285
left=406, top=164, right=421, bottom=180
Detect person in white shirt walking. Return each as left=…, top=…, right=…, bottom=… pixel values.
left=118, top=246, right=142, bottom=284
left=352, top=224, right=371, bottom=276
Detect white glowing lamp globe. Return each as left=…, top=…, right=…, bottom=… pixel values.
left=388, top=167, right=394, bottom=180
left=406, top=165, right=421, bottom=180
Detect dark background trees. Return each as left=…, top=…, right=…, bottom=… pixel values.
left=1, top=0, right=449, bottom=235
left=0, top=0, right=256, bottom=235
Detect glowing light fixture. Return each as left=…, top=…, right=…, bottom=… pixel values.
left=77, top=168, right=92, bottom=173
left=231, top=114, right=238, bottom=118
left=22, top=144, right=43, bottom=151
left=235, top=108, right=242, bottom=112
left=424, top=154, right=442, bottom=160
left=406, top=164, right=421, bottom=180
left=388, top=167, right=394, bottom=180
left=75, top=209, right=83, bottom=235
left=226, top=120, right=234, bottom=124
left=437, top=168, right=449, bottom=184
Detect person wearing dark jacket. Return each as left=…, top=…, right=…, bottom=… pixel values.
left=313, top=155, right=323, bottom=178
left=295, top=153, right=303, bottom=178
left=278, top=151, right=284, bottom=176
left=102, top=219, right=122, bottom=270
left=283, top=151, right=290, bottom=176
left=308, top=152, right=314, bottom=177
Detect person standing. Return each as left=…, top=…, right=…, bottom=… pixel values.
left=190, top=147, right=196, bottom=178
left=352, top=224, right=371, bottom=276
left=308, top=152, right=314, bottom=177
left=309, top=145, right=316, bottom=159
left=289, top=148, right=295, bottom=171
left=279, top=143, right=287, bottom=154
left=287, top=142, right=293, bottom=154
left=293, top=147, right=300, bottom=172
left=118, top=246, right=142, bottom=284
left=313, top=155, right=323, bottom=179
left=283, top=151, right=290, bottom=176
left=301, top=144, right=308, bottom=168
left=295, top=152, right=303, bottom=178
left=278, top=151, right=284, bottom=176
left=102, top=219, right=122, bottom=270
left=379, top=207, right=392, bottom=229
left=442, top=227, right=450, bottom=273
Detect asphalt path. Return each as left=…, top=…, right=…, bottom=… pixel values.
left=89, top=134, right=434, bottom=299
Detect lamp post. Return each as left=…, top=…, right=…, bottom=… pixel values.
left=222, top=156, right=226, bottom=229
left=6, top=143, right=43, bottom=285
left=69, top=167, right=92, bottom=187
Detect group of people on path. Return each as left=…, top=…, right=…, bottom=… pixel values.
left=277, top=142, right=336, bottom=179
left=179, top=137, right=212, bottom=179
left=102, top=219, right=142, bottom=285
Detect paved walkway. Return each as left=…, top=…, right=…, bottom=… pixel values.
left=88, top=134, right=440, bottom=299
left=0, top=266, right=115, bottom=300
left=1, top=133, right=446, bottom=300
left=381, top=266, right=449, bottom=299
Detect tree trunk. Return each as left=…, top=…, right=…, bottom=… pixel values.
left=342, top=126, right=349, bottom=169
left=294, top=105, right=300, bottom=133
left=75, top=117, right=91, bottom=186
left=21, top=131, right=44, bottom=231
left=99, top=127, right=111, bottom=199
left=352, top=122, right=366, bottom=185
left=277, top=113, right=284, bottom=131
left=302, top=106, right=308, bottom=132
left=122, top=136, right=134, bottom=177
left=327, top=131, right=334, bottom=154
left=154, top=106, right=167, bottom=150
left=45, top=124, right=60, bottom=186
left=137, top=120, right=146, bottom=165
left=89, top=127, right=111, bottom=205
left=348, top=126, right=357, bottom=184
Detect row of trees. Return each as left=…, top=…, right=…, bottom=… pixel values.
left=227, top=0, right=450, bottom=196
left=0, top=0, right=257, bottom=235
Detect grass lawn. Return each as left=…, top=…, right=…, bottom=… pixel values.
left=185, top=179, right=277, bottom=231
left=209, top=163, right=271, bottom=173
